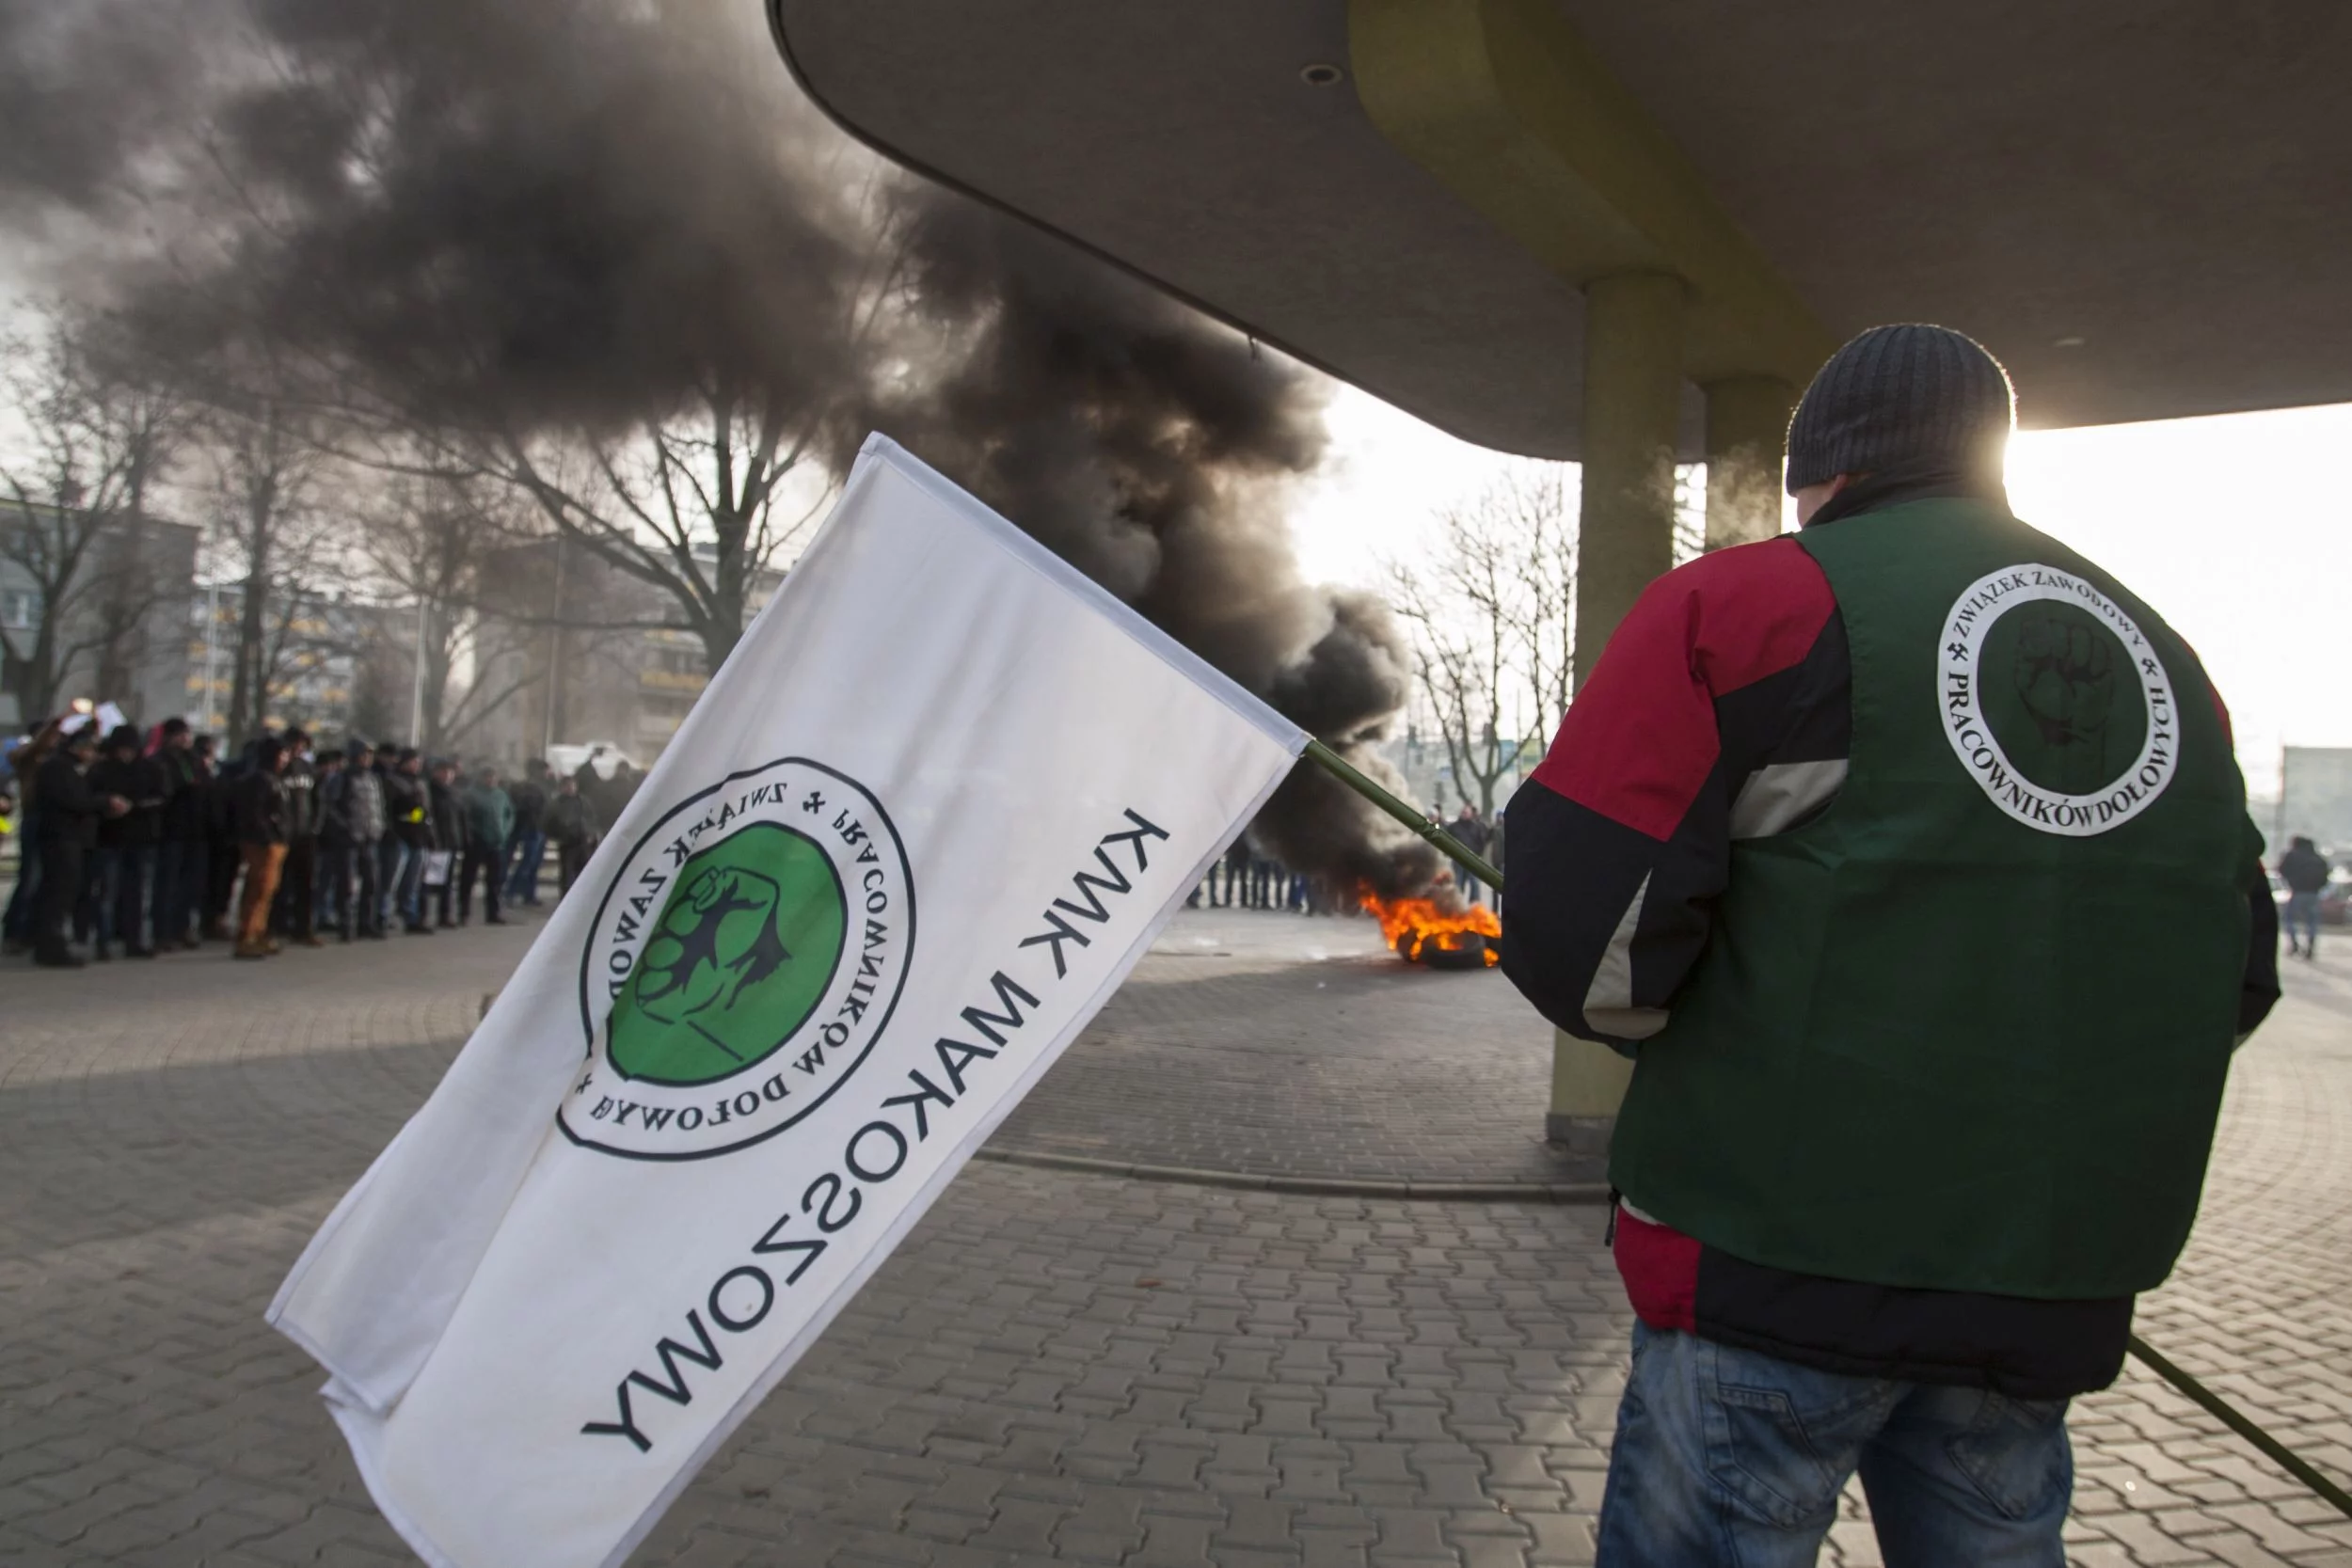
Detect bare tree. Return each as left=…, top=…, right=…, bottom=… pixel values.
left=199, top=394, right=344, bottom=745
left=480, top=380, right=834, bottom=674
left=445, top=184, right=910, bottom=674
left=359, top=476, right=548, bottom=752
left=1389, top=464, right=1580, bottom=818
left=0, top=309, right=185, bottom=721
left=87, top=525, right=167, bottom=700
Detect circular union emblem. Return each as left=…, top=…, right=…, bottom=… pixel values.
left=1939, top=564, right=2177, bottom=837
left=560, top=756, right=914, bottom=1159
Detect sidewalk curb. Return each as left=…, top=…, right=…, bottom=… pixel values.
left=974, top=1147, right=1610, bottom=1204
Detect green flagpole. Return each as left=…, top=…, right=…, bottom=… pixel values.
left=1299, top=736, right=2352, bottom=1523
left=1303, top=737, right=1502, bottom=893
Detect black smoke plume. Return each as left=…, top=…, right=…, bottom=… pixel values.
left=0, top=0, right=1442, bottom=898
left=850, top=194, right=1442, bottom=897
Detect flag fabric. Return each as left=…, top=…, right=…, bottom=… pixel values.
left=269, top=435, right=1307, bottom=1568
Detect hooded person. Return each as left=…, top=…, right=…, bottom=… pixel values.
left=1497, top=324, right=2279, bottom=1564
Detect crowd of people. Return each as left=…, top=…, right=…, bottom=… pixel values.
left=1, top=711, right=639, bottom=970
left=1185, top=801, right=1502, bottom=912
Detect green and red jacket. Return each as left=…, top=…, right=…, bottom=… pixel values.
left=1499, top=471, right=2279, bottom=1397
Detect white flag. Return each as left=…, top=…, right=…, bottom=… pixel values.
left=269, top=435, right=1306, bottom=1567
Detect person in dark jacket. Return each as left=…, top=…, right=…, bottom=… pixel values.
left=1497, top=325, right=2280, bottom=1564
left=545, top=773, right=601, bottom=896
left=320, top=739, right=387, bottom=940
left=4, top=713, right=69, bottom=954
left=382, top=749, right=436, bottom=935
left=456, top=765, right=513, bottom=926
left=273, top=726, right=325, bottom=947
left=502, top=759, right=551, bottom=908
left=425, top=759, right=464, bottom=929
left=2277, top=835, right=2329, bottom=959
left=309, top=749, right=344, bottom=933
left=231, top=736, right=292, bottom=959
left=152, top=719, right=207, bottom=951
left=199, top=735, right=241, bottom=942
left=1447, top=804, right=1492, bottom=907
left=87, top=723, right=166, bottom=958
left=32, top=725, right=128, bottom=968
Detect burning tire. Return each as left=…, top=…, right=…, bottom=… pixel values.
left=1419, top=932, right=1491, bottom=970
left=1366, top=889, right=1502, bottom=969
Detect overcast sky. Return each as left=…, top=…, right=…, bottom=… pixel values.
left=1292, top=384, right=2352, bottom=797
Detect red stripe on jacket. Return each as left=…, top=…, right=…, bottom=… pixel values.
left=1531, top=537, right=1837, bottom=842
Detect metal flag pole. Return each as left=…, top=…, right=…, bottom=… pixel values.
left=1300, top=738, right=2352, bottom=1523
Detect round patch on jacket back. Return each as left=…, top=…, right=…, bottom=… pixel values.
left=1939, top=564, right=2177, bottom=836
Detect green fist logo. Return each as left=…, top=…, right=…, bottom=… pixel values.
left=1983, top=602, right=2146, bottom=797
left=606, top=821, right=847, bottom=1086
left=2012, top=610, right=2117, bottom=748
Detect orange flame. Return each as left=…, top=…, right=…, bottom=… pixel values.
left=1359, top=887, right=1502, bottom=966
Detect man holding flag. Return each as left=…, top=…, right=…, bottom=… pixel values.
left=1498, top=325, right=2280, bottom=1564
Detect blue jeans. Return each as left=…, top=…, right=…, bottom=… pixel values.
left=95, top=842, right=155, bottom=951
left=379, top=840, right=420, bottom=928
left=2285, top=892, right=2320, bottom=954
left=155, top=838, right=201, bottom=945
left=1599, top=1323, right=2071, bottom=1566
left=503, top=830, right=546, bottom=904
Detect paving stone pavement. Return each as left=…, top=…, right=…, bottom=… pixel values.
left=993, top=911, right=1600, bottom=1186
left=1, top=907, right=2348, bottom=1566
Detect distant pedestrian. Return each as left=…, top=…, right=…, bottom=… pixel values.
left=457, top=766, right=514, bottom=926
left=275, top=727, right=326, bottom=947
left=2279, top=835, right=2329, bottom=959
left=1448, top=804, right=1491, bottom=905
left=425, top=759, right=463, bottom=929
left=231, top=736, right=292, bottom=960
left=31, top=724, right=128, bottom=968
left=315, top=752, right=350, bottom=940
left=199, top=735, right=239, bottom=942
left=383, top=749, right=435, bottom=935
left=607, top=758, right=643, bottom=818
left=502, top=758, right=551, bottom=908
left=322, top=739, right=387, bottom=940
left=87, top=723, right=165, bottom=958
left=1219, top=839, right=1249, bottom=907
left=3, top=713, right=70, bottom=955
left=153, top=720, right=207, bottom=951
left=546, top=774, right=601, bottom=895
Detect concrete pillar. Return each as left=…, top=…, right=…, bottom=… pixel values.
left=1703, top=375, right=1794, bottom=551
left=1548, top=1027, right=1635, bottom=1152
left=1549, top=270, right=1687, bottom=1145
left=1572, top=271, right=1689, bottom=687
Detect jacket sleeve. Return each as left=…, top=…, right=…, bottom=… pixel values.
left=2239, top=834, right=2280, bottom=1040
left=1497, top=537, right=1844, bottom=1051
left=40, top=757, right=100, bottom=822
left=320, top=774, right=352, bottom=836
left=2201, top=683, right=2279, bottom=1041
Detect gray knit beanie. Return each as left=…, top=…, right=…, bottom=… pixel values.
left=1784, top=324, right=2015, bottom=493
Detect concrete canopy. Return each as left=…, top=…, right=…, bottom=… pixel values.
left=769, top=0, right=2352, bottom=460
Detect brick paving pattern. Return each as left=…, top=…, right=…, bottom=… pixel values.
left=993, top=911, right=1600, bottom=1185
left=1, top=907, right=2347, bottom=1565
